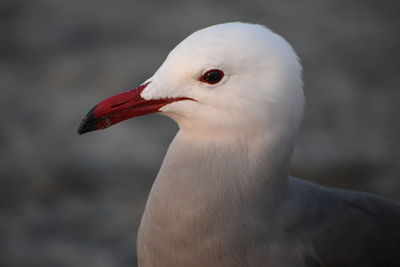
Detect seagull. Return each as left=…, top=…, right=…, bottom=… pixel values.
left=78, top=22, right=400, bottom=267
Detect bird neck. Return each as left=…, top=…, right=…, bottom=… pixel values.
left=155, top=129, right=294, bottom=209
left=138, top=128, right=295, bottom=265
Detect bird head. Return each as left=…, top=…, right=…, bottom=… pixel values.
left=78, top=22, right=304, bottom=142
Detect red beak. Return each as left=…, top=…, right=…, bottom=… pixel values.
left=77, top=82, right=191, bottom=135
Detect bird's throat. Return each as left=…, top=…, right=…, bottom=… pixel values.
left=137, top=131, right=292, bottom=265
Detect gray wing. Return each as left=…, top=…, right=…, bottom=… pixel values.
left=292, top=180, right=400, bottom=267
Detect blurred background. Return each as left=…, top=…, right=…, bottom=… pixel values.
left=1, top=0, right=399, bottom=266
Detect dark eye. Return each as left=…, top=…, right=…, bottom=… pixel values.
left=199, top=69, right=224, bottom=84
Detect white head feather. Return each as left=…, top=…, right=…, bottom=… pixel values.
left=141, top=22, right=304, bottom=143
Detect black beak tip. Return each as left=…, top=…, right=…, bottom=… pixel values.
left=77, top=122, right=92, bottom=135
left=77, top=107, right=97, bottom=135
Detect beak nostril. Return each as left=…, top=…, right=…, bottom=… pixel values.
left=111, top=102, right=128, bottom=109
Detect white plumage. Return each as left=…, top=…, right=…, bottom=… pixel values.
left=79, top=22, right=400, bottom=267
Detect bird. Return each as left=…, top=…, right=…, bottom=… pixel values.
left=78, top=22, right=400, bottom=267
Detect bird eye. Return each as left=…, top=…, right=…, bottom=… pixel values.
left=199, top=69, right=224, bottom=85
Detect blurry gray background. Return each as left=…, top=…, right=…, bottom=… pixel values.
left=1, top=0, right=399, bottom=266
